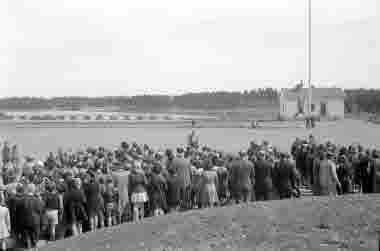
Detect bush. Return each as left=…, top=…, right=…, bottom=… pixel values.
left=30, top=115, right=42, bottom=120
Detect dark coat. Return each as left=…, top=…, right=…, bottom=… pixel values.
left=372, top=158, right=380, bottom=193
left=359, top=155, right=373, bottom=193
left=254, top=159, right=274, bottom=194
left=17, top=195, right=45, bottom=229
left=7, top=194, right=25, bottom=234
left=166, top=174, right=181, bottom=208
left=216, top=166, right=229, bottom=200
left=229, top=159, right=255, bottom=202
left=148, top=173, right=168, bottom=211
left=83, top=182, right=102, bottom=217
left=63, top=188, right=87, bottom=225
left=275, top=159, right=297, bottom=198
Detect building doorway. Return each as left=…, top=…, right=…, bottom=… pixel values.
left=320, top=102, right=327, bottom=116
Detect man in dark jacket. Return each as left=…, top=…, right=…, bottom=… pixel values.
left=7, top=185, right=25, bottom=243
left=169, top=148, right=192, bottom=210
left=231, top=152, right=255, bottom=203
left=359, top=150, right=373, bottom=193
left=17, top=184, right=45, bottom=249
left=148, top=163, right=168, bottom=215
left=83, top=175, right=102, bottom=232
left=254, top=151, right=274, bottom=201
left=166, top=168, right=181, bottom=212
left=62, top=179, right=87, bottom=237
left=276, top=153, right=298, bottom=199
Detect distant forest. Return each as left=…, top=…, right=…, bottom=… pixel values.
left=1, top=88, right=380, bottom=114
left=0, top=88, right=278, bottom=110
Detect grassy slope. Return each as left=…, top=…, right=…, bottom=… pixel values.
left=42, top=194, right=380, bottom=251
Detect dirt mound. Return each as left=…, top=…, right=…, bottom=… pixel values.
left=41, top=195, right=380, bottom=251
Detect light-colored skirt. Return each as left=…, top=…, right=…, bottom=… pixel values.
left=46, top=209, right=59, bottom=225
left=131, top=192, right=148, bottom=204
left=204, top=184, right=219, bottom=205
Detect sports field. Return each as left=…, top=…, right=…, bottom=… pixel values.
left=0, top=118, right=379, bottom=159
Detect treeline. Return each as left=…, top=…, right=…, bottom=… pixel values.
left=345, top=89, right=380, bottom=114
left=2, top=88, right=380, bottom=114
left=0, top=88, right=279, bottom=110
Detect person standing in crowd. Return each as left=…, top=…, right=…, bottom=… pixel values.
left=312, top=148, right=323, bottom=196
left=10, top=145, right=20, bottom=170
left=275, top=153, right=298, bottom=199
left=255, top=150, right=274, bottom=201
left=337, top=151, right=354, bottom=194
left=82, top=174, right=102, bottom=232
left=0, top=192, right=10, bottom=251
left=318, top=151, right=342, bottom=196
left=62, top=178, right=87, bottom=237
left=170, top=148, right=191, bottom=210
left=129, top=160, right=148, bottom=222
left=200, top=158, right=219, bottom=208
left=214, top=156, right=229, bottom=205
left=43, top=182, right=60, bottom=241
left=166, top=167, right=181, bottom=212
left=1, top=142, right=10, bottom=166
left=147, top=163, right=168, bottom=216
left=360, top=149, right=373, bottom=193
left=231, top=152, right=255, bottom=203
left=18, top=184, right=45, bottom=249
left=102, top=176, right=116, bottom=227
left=371, top=150, right=380, bottom=193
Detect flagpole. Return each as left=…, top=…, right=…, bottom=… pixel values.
left=307, top=0, right=312, bottom=117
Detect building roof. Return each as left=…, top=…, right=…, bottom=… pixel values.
left=281, top=87, right=345, bottom=101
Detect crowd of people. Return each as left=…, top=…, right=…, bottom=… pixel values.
left=0, top=131, right=379, bottom=250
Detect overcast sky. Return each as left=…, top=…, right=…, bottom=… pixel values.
left=0, top=0, right=379, bottom=97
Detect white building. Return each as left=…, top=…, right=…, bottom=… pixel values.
left=279, top=87, right=345, bottom=120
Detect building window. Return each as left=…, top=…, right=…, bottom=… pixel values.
left=311, top=104, right=315, bottom=112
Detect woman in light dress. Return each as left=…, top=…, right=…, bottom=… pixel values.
left=0, top=191, right=10, bottom=251
left=200, top=158, right=219, bottom=208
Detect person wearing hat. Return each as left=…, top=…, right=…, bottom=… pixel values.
left=254, top=150, right=274, bottom=201
left=230, top=151, right=255, bottom=204
left=275, top=153, right=298, bottom=199
left=169, top=148, right=192, bottom=210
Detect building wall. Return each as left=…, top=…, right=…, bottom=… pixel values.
left=326, top=99, right=345, bottom=118
left=279, top=97, right=298, bottom=119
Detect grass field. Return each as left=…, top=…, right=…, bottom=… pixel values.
left=1, top=118, right=379, bottom=159
left=41, top=194, right=380, bottom=251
